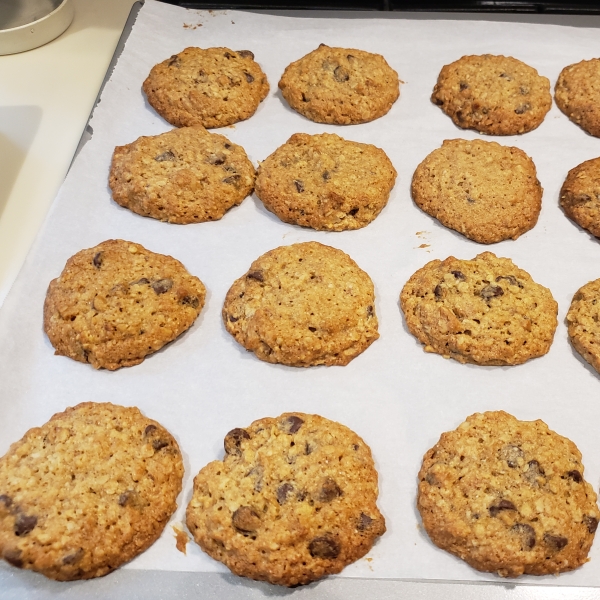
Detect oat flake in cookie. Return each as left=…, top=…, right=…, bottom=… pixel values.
left=278, top=44, right=400, bottom=125
left=255, top=133, right=397, bottom=231
left=560, top=157, right=600, bottom=238
left=418, top=411, right=599, bottom=577
left=0, top=402, right=184, bottom=581
left=43, top=239, right=206, bottom=370
left=222, top=242, right=379, bottom=366
left=431, top=55, right=551, bottom=135
left=411, top=139, right=542, bottom=244
left=109, top=126, right=255, bottom=224
left=555, top=59, right=600, bottom=137
left=186, top=413, right=385, bottom=586
left=143, top=47, right=269, bottom=129
left=400, top=252, right=557, bottom=365
left=567, top=278, right=600, bottom=375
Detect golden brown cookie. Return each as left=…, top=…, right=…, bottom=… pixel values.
left=186, top=413, right=385, bottom=586
left=109, top=126, right=255, bottom=224
left=143, top=47, right=269, bottom=128
left=255, top=133, right=397, bottom=231
left=431, top=55, right=551, bottom=135
left=278, top=44, right=400, bottom=125
left=222, top=242, right=379, bottom=366
left=411, top=139, right=542, bottom=244
left=555, top=59, right=600, bottom=137
left=0, top=402, right=183, bottom=581
left=567, top=278, right=600, bottom=375
left=44, top=239, right=206, bottom=370
left=560, top=157, right=600, bottom=237
left=418, top=411, right=599, bottom=577
left=400, top=252, right=558, bottom=365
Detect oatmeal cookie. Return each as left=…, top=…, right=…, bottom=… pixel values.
left=567, top=278, right=600, bottom=375
left=560, top=157, right=600, bottom=237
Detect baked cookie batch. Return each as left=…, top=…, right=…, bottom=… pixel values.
left=2, top=42, right=600, bottom=586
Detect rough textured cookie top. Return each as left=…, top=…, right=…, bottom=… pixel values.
left=109, top=126, right=255, bottom=224
left=0, top=402, right=183, bottom=581
left=255, top=133, right=397, bottom=231
left=143, top=47, right=269, bottom=128
left=400, top=252, right=558, bottom=365
left=567, top=278, right=600, bottom=376
left=43, top=239, right=206, bottom=370
left=186, top=413, right=385, bottom=586
left=431, top=55, right=551, bottom=135
left=278, top=44, right=400, bottom=125
left=418, top=411, right=599, bottom=577
left=222, top=242, right=379, bottom=366
left=555, top=59, right=600, bottom=137
left=560, top=157, right=600, bottom=238
left=411, top=139, right=542, bottom=244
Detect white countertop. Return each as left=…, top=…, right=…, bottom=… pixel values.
left=0, top=0, right=137, bottom=307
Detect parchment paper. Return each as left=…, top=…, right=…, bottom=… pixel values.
left=1, top=0, right=600, bottom=586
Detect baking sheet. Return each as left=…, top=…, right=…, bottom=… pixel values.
left=1, top=0, right=600, bottom=587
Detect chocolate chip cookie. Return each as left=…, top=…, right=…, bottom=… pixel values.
left=431, top=55, right=551, bottom=135
left=44, top=239, right=206, bottom=370
left=567, top=278, right=600, bottom=375
left=400, top=252, right=558, bottom=365
left=555, top=59, right=600, bottom=137
left=278, top=44, right=400, bottom=125
left=186, top=413, right=385, bottom=586
left=222, top=242, right=379, bottom=367
left=560, top=157, right=600, bottom=237
left=109, top=126, right=255, bottom=224
left=0, top=402, right=183, bottom=580
left=143, top=47, right=269, bottom=128
left=255, top=133, right=397, bottom=231
left=418, top=411, right=599, bottom=577
left=412, top=139, right=542, bottom=244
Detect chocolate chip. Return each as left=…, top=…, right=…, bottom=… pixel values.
left=224, top=52, right=234, bottom=59
left=489, top=499, right=517, bottom=517
left=155, top=150, right=176, bottom=162
left=277, top=483, right=294, bottom=504
left=459, top=82, right=469, bottom=91
left=181, top=295, right=199, bottom=308
left=318, top=43, right=327, bottom=48
left=424, top=472, right=439, bottom=486
left=228, top=315, right=239, bottom=322
left=523, top=460, right=545, bottom=485
left=222, top=174, right=241, bottom=185
left=62, top=548, right=84, bottom=565
left=152, top=439, right=169, bottom=451
left=244, top=72, right=254, bottom=83
left=512, top=523, right=536, bottom=550
left=466, top=196, right=476, bottom=204
left=151, top=279, right=173, bottom=295
left=433, top=97, right=444, bottom=106
left=434, top=284, right=443, bottom=299
left=322, top=171, right=331, bottom=181
left=333, top=66, right=350, bottom=82
left=224, top=143, right=231, bottom=149
left=247, top=271, right=264, bottom=282
left=544, top=533, right=568, bottom=550
left=14, top=513, right=37, bottom=536
left=347, top=54, right=356, bottom=61
left=305, top=441, right=313, bottom=455
left=294, top=179, right=304, bottom=193
left=0, top=494, right=12, bottom=508
left=367, top=305, right=374, bottom=317
left=118, top=491, right=133, bottom=506
left=481, top=284, right=504, bottom=300
left=144, top=424, right=157, bottom=436
left=301, top=93, right=309, bottom=102
left=499, top=72, right=513, bottom=81
left=308, top=326, right=316, bottom=332
left=348, top=208, right=359, bottom=216
left=282, top=415, right=304, bottom=434
left=566, top=470, right=583, bottom=483
left=451, top=270, right=465, bottom=280
left=132, top=278, right=150, bottom=285
left=92, top=252, right=103, bottom=269
left=495, top=275, right=523, bottom=288
left=206, top=153, right=225, bottom=165
left=584, top=516, right=599, bottom=534
left=224, top=428, right=250, bottom=455
left=357, top=513, right=374, bottom=531
left=309, top=536, right=340, bottom=559
left=3, top=548, right=23, bottom=568
left=167, top=55, right=180, bottom=67
left=236, top=50, right=254, bottom=59
left=246, top=465, right=263, bottom=492
left=520, top=86, right=530, bottom=95
left=232, top=506, right=261, bottom=533
left=515, top=103, right=531, bottom=115
left=500, top=444, right=524, bottom=468
left=319, top=478, right=342, bottom=502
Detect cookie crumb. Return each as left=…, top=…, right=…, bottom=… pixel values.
left=173, top=525, right=189, bottom=555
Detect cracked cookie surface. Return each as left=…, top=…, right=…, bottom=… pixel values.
left=412, top=139, right=541, bottom=244
left=255, top=133, right=397, bottom=231
left=431, top=55, right=551, bottom=135
left=43, top=239, right=206, bottom=370
left=567, top=278, right=600, bottom=375
left=143, top=47, right=269, bottom=128
left=109, top=126, right=255, bottom=224
left=555, top=59, right=600, bottom=137
left=400, top=252, right=557, bottom=365
left=0, top=402, right=183, bottom=581
left=278, top=44, right=400, bottom=125
left=186, top=413, right=385, bottom=586
left=222, top=242, right=379, bottom=366
left=418, top=411, right=599, bottom=577
left=560, top=157, right=600, bottom=238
